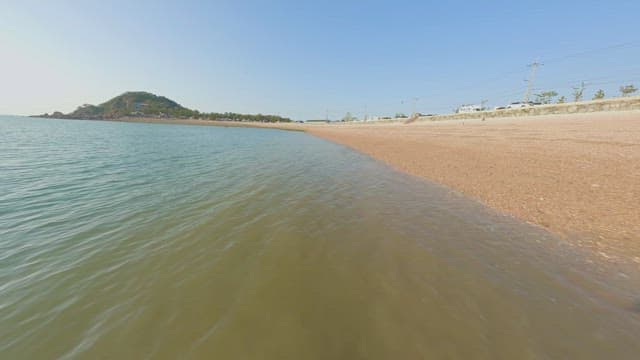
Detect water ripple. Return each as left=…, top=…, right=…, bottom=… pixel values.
left=1, top=116, right=639, bottom=359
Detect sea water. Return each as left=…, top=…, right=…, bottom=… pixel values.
left=1, top=116, right=638, bottom=359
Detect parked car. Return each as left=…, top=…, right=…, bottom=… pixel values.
left=456, top=104, right=482, bottom=113
left=494, top=106, right=506, bottom=111
left=506, top=102, right=531, bottom=109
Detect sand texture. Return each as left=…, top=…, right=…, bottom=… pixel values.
left=307, top=111, right=640, bottom=266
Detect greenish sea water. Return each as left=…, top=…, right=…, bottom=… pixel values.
left=1, top=116, right=638, bottom=359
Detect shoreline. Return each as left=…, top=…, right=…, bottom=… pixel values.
left=32, top=116, right=308, bottom=131
left=26, top=111, right=640, bottom=267
left=305, top=110, right=640, bottom=268
left=6, top=112, right=640, bottom=357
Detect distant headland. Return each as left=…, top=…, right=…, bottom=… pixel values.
left=32, top=91, right=292, bottom=123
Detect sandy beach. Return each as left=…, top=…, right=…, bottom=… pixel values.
left=306, top=111, right=640, bottom=266
left=67, top=112, right=640, bottom=265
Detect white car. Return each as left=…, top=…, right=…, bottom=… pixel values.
left=506, top=102, right=532, bottom=109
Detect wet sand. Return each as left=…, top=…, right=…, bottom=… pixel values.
left=307, top=111, right=640, bottom=267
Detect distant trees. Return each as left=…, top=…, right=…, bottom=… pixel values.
left=572, top=82, right=586, bottom=102
left=203, top=112, right=291, bottom=122
left=395, top=113, right=407, bottom=118
left=619, top=84, right=638, bottom=97
left=557, top=96, right=566, bottom=104
left=342, top=112, right=356, bottom=122
left=534, top=91, right=558, bottom=104
left=593, top=89, right=605, bottom=100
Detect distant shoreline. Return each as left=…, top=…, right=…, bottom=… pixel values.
left=29, top=115, right=307, bottom=132
left=107, top=116, right=307, bottom=131
left=27, top=110, right=640, bottom=268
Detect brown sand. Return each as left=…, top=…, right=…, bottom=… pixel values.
left=83, top=112, right=640, bottom=265
left=306, top=111, right=640, bottom=266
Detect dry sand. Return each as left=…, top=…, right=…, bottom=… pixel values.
left=306, top=111, right=640, bottom=266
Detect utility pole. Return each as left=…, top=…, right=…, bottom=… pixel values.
left=412, top=97, right=419, bottom=116
left=325, top=109, right=329, bottom=122
left=524, top=61, right=542, bottom=103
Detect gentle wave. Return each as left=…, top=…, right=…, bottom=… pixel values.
left=1, top=116, right=639, bottom=359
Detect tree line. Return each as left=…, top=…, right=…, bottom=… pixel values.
left=195, top=111, right=291, bottom=123
left=535, top=83, right=637, bottom=104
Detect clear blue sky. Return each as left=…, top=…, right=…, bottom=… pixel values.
left=2, top=0, right=640, bottom=120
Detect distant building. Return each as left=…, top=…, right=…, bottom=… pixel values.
left=456, top=104, right=482, bottom=113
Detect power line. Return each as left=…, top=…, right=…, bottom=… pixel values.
left=355, top=40, right=640, bottom=117
left=541, top=40, right=640, bottom=64
left=416, top=40, right=640, bottom=100
left=534, top=74, right=640, bottom=92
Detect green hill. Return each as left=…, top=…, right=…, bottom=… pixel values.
left=35, top=91, right=291, bottom=122
left=45, top=92, right=193, bottom=119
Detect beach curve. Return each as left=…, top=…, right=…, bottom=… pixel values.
left=305, top=111, right=640, bottom=267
